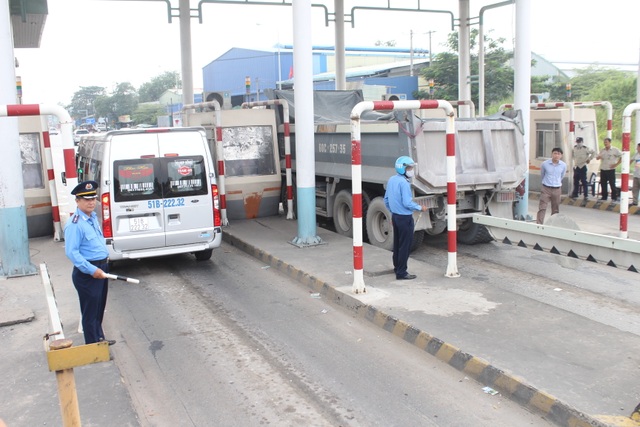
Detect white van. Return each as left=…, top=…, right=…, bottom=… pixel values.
left=76, top=127, right=222, bottom=262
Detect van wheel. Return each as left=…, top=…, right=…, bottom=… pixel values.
left=195, top=249, right=213, bottom=261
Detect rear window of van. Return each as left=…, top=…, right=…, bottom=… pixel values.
left=114, top=156, right=208, bottom=202
left=165, top=157, right=208, bottom=197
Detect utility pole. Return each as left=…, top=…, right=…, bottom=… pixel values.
left=409, top=30, right=414, bottom=77
left=425, top=30, right=436, bottom=66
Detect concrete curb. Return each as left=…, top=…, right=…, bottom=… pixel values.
left=223, top=232, right=610, bottom=427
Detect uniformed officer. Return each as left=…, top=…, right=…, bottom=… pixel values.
left=64, top=180, right=115, bottom=345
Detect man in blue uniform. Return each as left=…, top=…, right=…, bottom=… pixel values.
left=64, top=181, right=115, bottom=345
left=384, top=156, right=427, bottom=280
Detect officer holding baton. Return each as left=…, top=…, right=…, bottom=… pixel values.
left=64, top=181, right=116, bottom=345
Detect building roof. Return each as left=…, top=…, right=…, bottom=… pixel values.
left=10, top=0, right=48, bottom=48
left=281, top=58, right=430, bottom=84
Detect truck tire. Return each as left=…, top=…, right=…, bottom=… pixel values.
left=333, top=189, right=354, bottom=237
left=365, top=197, right=394, bottom=250
left=366, top=198, right=425, bottom=252
left=410, top=230, right=425, bottom=252
left=332, top=189, right=371, bottom=238
left=456, top=219, right=493, bottom=245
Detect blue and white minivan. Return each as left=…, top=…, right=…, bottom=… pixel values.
left=76, top=127, right=222, bottom=262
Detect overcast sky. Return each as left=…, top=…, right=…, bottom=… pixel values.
left=13, top=0, right=640, bottom=106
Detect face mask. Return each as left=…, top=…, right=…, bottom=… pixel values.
left=405, top=169, right=415, bottom=178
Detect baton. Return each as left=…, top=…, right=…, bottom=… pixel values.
left=105, top=273, right=140, bottom=284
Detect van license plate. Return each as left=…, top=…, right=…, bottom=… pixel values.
left=129, top=217, right=150, bottom=232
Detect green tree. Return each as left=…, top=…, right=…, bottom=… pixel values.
left=547, top=67, right=637, bottom=142
left=110, top=82, right=139, bottom=120
left=93, top=95, right=117, bottom=127
left=138, top=71, right=180, bottom=103
left=132, top=103, right=166, bottom=126
left=66, top=86, right=106, bottom=121
left=415, top=29, right=515, bottom=109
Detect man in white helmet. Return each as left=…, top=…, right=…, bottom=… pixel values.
left=384, top=156, right=427, bottom=280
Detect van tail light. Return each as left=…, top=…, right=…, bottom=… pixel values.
left=211, top=184, right=221, bottom=227
left=101, top=192, right=113, bottom=238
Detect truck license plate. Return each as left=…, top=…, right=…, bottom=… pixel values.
left=129, top=217, right=150, bottom=232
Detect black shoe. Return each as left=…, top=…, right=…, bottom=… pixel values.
left=99, top=338, right=116, bottom=346
left=397, top=274, right=417, bottom=280
left=598, top=198, right=608, bottom=201
left=570, top=194, right=578, bottom=199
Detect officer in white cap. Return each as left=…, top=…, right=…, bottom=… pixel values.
left=64, top=181, right=115, bottom=345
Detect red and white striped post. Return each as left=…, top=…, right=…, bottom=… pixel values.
left=350, top=100, right=458, bottom=294
left=182, top=101, right=229, bottom=225
left=574, top=101, right=613, bottom=139
left=620, top=103, right=640, bottom=238
left=0, top=104, right=75, bottom=239
left=42, top=130, right=63, bottom=240
left=449, top=100, right=476, bottom=117
left=242, top=99, right=294, bottom=219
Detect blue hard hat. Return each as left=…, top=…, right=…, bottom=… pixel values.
left=395, top=156, right=415, bottom=175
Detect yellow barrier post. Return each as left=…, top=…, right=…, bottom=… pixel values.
left=41, top=263, right=111, bottom=426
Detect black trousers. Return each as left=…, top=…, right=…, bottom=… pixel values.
left=600, top=169, right=618, bottom=200
left=391, top=213, right=414, bottom=279
left=72, top=262, right=109, bottom=344
left=572, top=166, right=589, bottom=197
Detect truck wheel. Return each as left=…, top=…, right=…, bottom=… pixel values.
left=365, top=197, right=394, bottom=250
left=410, top=230, right=425, bottom=252
left=194, top=249, right=213, bottom=261
left=332, top=189, right=371, bottom=238
left=456, top=219, right=493, bottom=245
left=333, top=190, right=354, bottom=237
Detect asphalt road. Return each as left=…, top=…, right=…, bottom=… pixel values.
left=104, top=244, right=554, bottom=427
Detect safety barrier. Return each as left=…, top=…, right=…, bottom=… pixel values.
left=242, top=99, right=294, bottom=219
left=350, top=99, right=459, bottom=294
left=620, top=103, right=640, bottom=238
left=0, top=104, right=77, bottom=240
left=40, top=263, right=110, bottom=426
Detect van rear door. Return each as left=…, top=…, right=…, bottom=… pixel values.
left=157, top=131, right=214, bottom=247
left=111, top=132, right=165, bottom=252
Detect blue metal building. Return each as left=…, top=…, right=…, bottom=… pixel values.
left=201, top=47, right=422, bottom=107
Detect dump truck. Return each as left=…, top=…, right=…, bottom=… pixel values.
left=268, top=90, right=528, bottom=249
